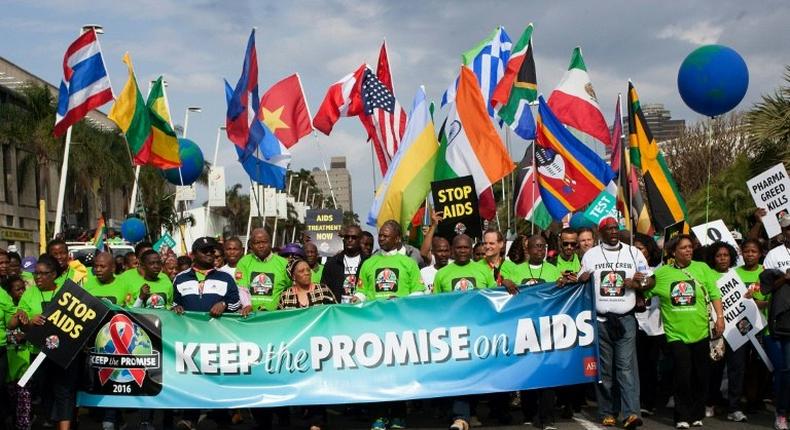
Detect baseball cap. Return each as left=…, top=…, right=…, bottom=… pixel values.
left=21, top=256, right=37, bottom=273
left=279, top=243, right=306, bottom=258
left=192, top=237, right=219, bottom=253
left=780, top=213, right=790, bottom=229
left=598, top=216, right=619, bottom=232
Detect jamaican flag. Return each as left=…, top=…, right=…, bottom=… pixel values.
left=627, top=81, right=687, bottom=231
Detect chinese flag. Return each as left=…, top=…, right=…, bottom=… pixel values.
left=260, top=74, right=313, bottom=148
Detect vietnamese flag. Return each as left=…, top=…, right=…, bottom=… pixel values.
left=259, top=73, right=313, bottom=148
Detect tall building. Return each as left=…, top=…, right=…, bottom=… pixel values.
left=0, top=56, right=126, bottom=254
left=312, top=156, right=353, bottom=212
left=637, top=103, right=686, bottom=142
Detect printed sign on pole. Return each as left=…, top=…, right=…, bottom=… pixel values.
left=431, top=176, right=482, bottom=241
left=746, top=163, right=790, bottom=238
left=152, top=233, right=176, bottom=253
left=304, top=209, right=343, bottom=257
left=276, top=193, right=288, bottom=220
left=175, top=185, right=196, bottom=202
left=207, top=167, right=226, bottom=207
left=583, top=191, right=618, bottom=225
left=716, top=270, right=767, bottom=352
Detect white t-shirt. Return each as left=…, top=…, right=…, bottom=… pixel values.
left=580, top=243, right=651, bottom=316
left=635, top=264, right=664, bottom=336
left=340, top=254, right=362, bottom=300
left=219, top=264, right=250, bottom=307
left=764, top=244, right=790, bottom=272
left=420, top=265, right=439, bottom=294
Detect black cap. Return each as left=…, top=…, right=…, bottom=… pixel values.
left=192, top=237, right=219, bottom=253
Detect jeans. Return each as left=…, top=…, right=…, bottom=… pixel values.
left=596, top=314, right=640, bottom=419
left=770, top=335, right=790, bottom=415
left=668, top=339, right=710, bottom=424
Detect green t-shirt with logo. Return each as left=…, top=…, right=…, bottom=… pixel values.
left=555, top=254, right=581, bottom=275
left=18, top=285, right=61, bottom=353
left=311, top=264, right=325, bottom=285
left=120, top=270, right=173, bottom=309
left=488, top=259, right=518, bottom=285
left=736, top=265, right=767, bottom=332
left=646, top=261, right=721, bottom=344
left=433, top=261, right=496, bottom=294
left=84, top=275, right=132, bottom=307
left=237, top=253, right=290, bottom=311
left=505, top=261, right=561, bottom=286
left=359, top=253, right=424, bottom=301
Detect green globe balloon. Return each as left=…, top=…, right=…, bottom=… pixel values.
left=677, top=44, right=749, bottom=117
left=162, top=138, right=204, bottom=186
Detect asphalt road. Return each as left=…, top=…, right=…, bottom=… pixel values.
left=58, top=400, right=779, bottom=430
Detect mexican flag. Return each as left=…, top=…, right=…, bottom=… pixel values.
left=548, top=47, right=611, bottom=149
left=435, top=67, right=514, bottom=220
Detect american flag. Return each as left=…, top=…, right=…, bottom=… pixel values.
left=359, top=42, right=406, bottom=176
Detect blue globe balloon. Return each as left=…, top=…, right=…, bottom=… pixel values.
left=569, top=212, right=596, bottom=230
left=677, top=45, right=749, bottom=117
left=162, top=138, right=204, bottom=186
left=121, top=217, right=146, bottom=243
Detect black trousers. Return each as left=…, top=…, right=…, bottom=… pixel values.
left=520, top=389, right=555, bottom=426
left=636, top=331, right=666, bottom=411
left=668, top=339, right=710, bottom=424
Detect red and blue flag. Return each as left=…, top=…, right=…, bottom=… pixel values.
left=53, top=29, right=114, bottom=137
left=535, top=96, right=615, bottom=220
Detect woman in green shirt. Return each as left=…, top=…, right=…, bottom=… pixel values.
left=14, top=254, right=81, bottom=430
left=704, top=241, right=749, bottom=422
left=647, top=235, right=724, bottom=429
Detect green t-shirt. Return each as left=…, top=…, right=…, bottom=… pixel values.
left=237, top=253, right=290, bottom=311
left=7, top=339, right=32, bottom=381
left=84, top=275, right=131, bottom=307
left=555, top=254, right=581, bottom=275
left=54, top=266, right=76, bottom=287
left=311, top=264, right=325, bottom=285
left=489, top=259, right=518, bottom=285
left=647, top=261, right=721, bottom=344
left=120, top=270, right=173, bottom=309
left=0, top=288, right=14, bottom=348
left=433, top=261, right=496, bottom=294
left=18, top=285, right=62, bottom=353
left=359, top=253, right=424, bottom=301
left=736, top=265, right=767, bottom=331
left=506, top=261, right=561, bottom=286
left=20, top=271, right=35, bottom=288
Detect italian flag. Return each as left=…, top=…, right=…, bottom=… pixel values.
left=548, top=47, right=611, bottom=149
left=435, top=67, right=514, bottom=220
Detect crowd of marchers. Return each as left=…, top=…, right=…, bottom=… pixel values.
left=1, top=209, right=790, bottom=430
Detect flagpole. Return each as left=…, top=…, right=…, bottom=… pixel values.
left=370, top=144, right=378, bottom=196
left=617, top=92, right=634, bottom=246
left=52, top=126, right=73, bottom=238
left=296, top=72, right=338, bottom=209
left=159, top=80, right=189, bottom=253
left=705, top=116, right=715, bottom=226
left=505, top=128, right=512, bottom=236
left=205, top=125, right=226, bottom=236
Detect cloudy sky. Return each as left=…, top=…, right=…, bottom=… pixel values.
left=3, top=0, right=789, bottom=231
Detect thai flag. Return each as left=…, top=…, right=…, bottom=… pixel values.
left=53, top=29, right=114, bottom=137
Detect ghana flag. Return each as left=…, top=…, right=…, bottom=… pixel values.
left=627, top=81, right=686, bottom=231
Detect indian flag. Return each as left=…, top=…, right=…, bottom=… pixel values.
left=548, top=47, right=611, bottom=151
left=435, top=67, right=514, bottom=220
left=367, top=86, right=438, bottom=229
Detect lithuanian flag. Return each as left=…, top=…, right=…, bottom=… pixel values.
left=108, top=53, right=153, bottom=166
left=628, top=81, right=687, bottom=231
left=146, top=77, right=180, bottom=168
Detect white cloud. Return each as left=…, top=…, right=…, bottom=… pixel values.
left=657, top=21, right=724, bottom=45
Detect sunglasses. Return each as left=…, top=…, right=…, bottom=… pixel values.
left=562, top=241, right=578, bottom=248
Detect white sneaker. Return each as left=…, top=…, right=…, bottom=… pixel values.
left=676, top=422, right=690, bottom=429
left=727, top=411, right=747, bottom=422
left=102, top=422, right=115, bottom=430
left=705, top=406, right=715, bottom=417
left=692, top=420, right=704, bottom=427
left=776, top=415, right=789, bottom=430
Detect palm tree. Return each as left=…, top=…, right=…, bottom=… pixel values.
left=217, top=183, right=250, bottom=236
left=746, top=65, right=790, bottom=174
left=0, top=84, right=60, bottom=216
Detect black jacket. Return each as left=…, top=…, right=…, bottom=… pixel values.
left=320, top=252, right=369, bottom=300
left=761, top=269, right=790, bottom=336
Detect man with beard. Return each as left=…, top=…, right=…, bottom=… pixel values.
left=574, top=217, right=653, bottom=429
left=237, top=228, right=289, bottom=312
left=321, top=225, right=368, bottom=303
left=552, top=228, right=582, bottom=275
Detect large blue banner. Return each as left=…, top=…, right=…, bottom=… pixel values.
left=78, top=282, right=598, bottom=408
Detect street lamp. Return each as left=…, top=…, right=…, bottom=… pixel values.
left=212, top=125, right=227, bottom=166
left=182, top=106, right=202, bottom=139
